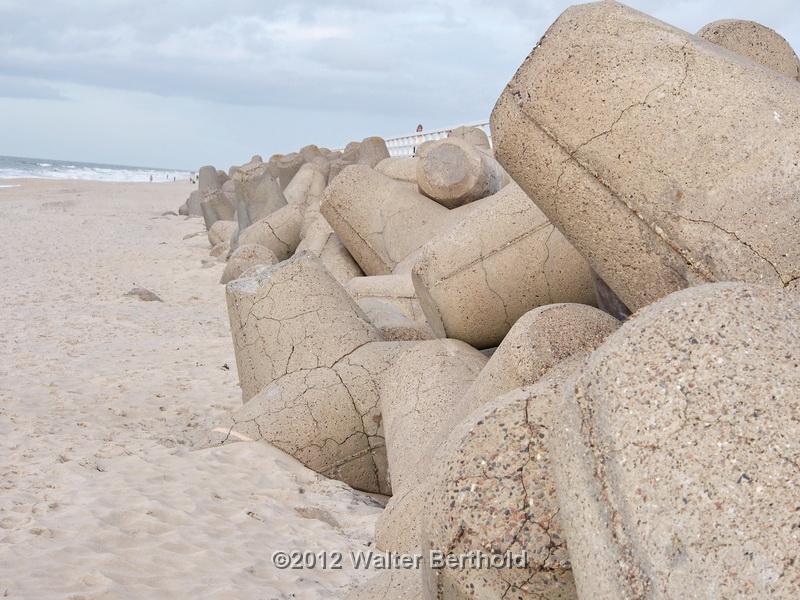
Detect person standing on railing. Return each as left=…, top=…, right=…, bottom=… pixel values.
left=413, top=124, right=424, bottom=156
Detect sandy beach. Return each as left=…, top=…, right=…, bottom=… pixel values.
left=0, top=179, right=382, bottom=599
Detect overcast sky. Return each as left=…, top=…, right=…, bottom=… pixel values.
left=0, top=1, right=797, bottom=170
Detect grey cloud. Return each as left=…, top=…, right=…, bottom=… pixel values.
left=1, top=1, right=797, bottom=119
left=0, top=75, right=66, bottom=100
left=0, top=0, right=797, bottom=169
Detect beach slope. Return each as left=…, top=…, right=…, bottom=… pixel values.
left=0, top=179, right=381, bottom=599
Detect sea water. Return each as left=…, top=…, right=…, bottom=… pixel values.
left=0, top=155, right=191, bottom=183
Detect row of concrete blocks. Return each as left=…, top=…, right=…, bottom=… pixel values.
left=191, top=3, right=800, bottom=598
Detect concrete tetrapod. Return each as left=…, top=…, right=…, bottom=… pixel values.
left=224, top=252, right=379, bottom=402
left=551, top=282, right=800, bottom=599
left=215, top=253, right=419, bottom=492
left=184, top=190, right=203, bottom=216
left=200, top=189, right=235, bottom=230
left=356, top=136, right=390, bottom=168
left=198, top=165, right=221, bottom=193
left=321, top=165, right=454, bottom=275
left=268, top=153, right=305, bottom=191
left=379, top=339, right=488, bottom=497
left=697, top=19, right=800, bottom=80
left=347, top=274, right=434, bottom=341
left=283, top=162, right=328, bottom=208
left=355, top=299, right=434, bottom=342
left=233, top=161, right=287, bottom=231
left=346, top=275, right=429, bottom=325
left=412, top=182, right=595, bottom=349
left=375, top=157, right=418, bottom=186
left=421, top=359, right=583, bottom=600
left=447, top=125, right=491, bottom=150
left=456, top=303, right=619, bottom=423
left=238, top=204, right=303, bottom=261
left=375, top=304, right=617, bottom=557
left=491, top=1, right=800, bottom=312
left=295, top=215, right=364, bottom=285
left=416, top=137, right=505, bottom=208
left=219, top=244, right=278, bottom=285
left=210, top=339, right=409, bottom=494
left=207, top=220, right=237, bottom=247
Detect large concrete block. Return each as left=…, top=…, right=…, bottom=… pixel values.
left=421, top=360, right=582, bottom=600
left=375, top=157, right=418, bottom=186
left=219, top=244, right=277, bottom=285
left=457, top=303, right=619, bottom=422
left=200, top=189, right=235, bottom=230
left=295, top=215, right=364, bottom=285
left=356, top=136, right=390, bottom=168
left=376, top=303, right=617, bottom=558
left=283, top=162, right=327, bottom=208
left=346, top=275, right=428, bottom=324
left=697, top=19, right=800, bottom=80
left=269, top=153, right=305, bottom=190
left=416, top=138, right=505, bottom=208
left=412, top=182, right=595, bottom=348
left=552, top=283, right=800, bottom=599
left=234, top=162, right=287, bottom=232
left=207, top=219, right=237, bottom=247
left=238, top=204, right=303, bottom=261
left=447, top=125, right=491, bottom=150
left=198, top=165, right=221, bottom=193
left=380, top=339, right=487, bottom=497
left=321, top=165, right=453, bottom=275
left=225, top=252, right=379, bottom=402
left=492, top=2, right=800, bottom=312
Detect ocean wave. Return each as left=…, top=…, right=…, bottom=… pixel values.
left=0, top=158, right=191, bottom=183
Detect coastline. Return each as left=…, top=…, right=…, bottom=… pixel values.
left=0, top=180, right=381, bottom=598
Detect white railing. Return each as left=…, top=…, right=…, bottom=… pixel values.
left=384, top=120, right=491, bottom=157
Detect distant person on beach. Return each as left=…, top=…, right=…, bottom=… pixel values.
left=149, top=174, right=153, bottom=182
left=413, top=123, right=424, bottom=156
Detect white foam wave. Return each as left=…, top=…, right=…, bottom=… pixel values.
left=0, top=165, right=191, bottom=183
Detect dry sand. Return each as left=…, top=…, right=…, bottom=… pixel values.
left=0, top=179, right=382, bottom=599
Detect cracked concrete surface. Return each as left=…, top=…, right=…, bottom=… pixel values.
left=346, top=274, right=434, bottom=341
left=375, top=340, right=488, bottom=554
left=233, top=159, right=288, bottom=235
left=219, top=244, right=277, bottom=285
left=295, top=214, right=364, bottom=285
left=421, top=359, right=586, bottom=600
left=238, top=203, right=303, bottom=261
left=380, top=339, right=488, bottom=498
left=209, top=253, right=421, bottom=493
left=224, top=252, right=379, bottom=402
left=551, top=283, right=800, bottom=599
left=321, top=165, right=457, bottom=275
left=412, top=182, right=595, bottom=349
left=492, top=2, right=800, bottom=313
